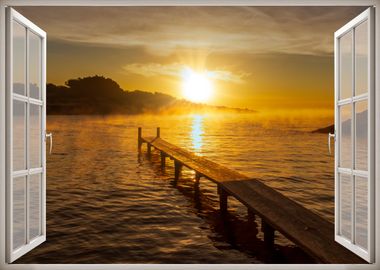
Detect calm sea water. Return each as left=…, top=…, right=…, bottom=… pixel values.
left=17, top=113, right=335, bottom=264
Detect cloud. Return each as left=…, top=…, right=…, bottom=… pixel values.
left=16, top=6, right=366, bottom=56
left=123, top=63, right=183, bottom=77
left=123, top=62, right=249, bottom=84
left=209, top=70, right=250, bottom=84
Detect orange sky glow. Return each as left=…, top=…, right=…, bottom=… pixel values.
left=17, top=6, right=366, bottom=115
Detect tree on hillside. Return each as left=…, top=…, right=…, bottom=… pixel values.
left=47, top=75, right=176, bottom=115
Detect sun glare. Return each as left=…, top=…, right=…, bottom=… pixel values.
left=181, top=68, right=213, bottom=103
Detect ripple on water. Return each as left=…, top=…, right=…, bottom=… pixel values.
left=16, top=114, right=332, bottom=264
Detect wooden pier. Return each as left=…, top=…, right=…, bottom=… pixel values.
left=138, top=127, right=365, bottom=264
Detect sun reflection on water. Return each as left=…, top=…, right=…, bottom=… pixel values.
left=191, top=114, right=204, bottom=153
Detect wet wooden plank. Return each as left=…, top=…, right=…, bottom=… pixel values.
left=140, top=136, right=366, bottom=264
left=222, top=179, right=365, bottom=264
left=142, top=136, right=247, bottom=182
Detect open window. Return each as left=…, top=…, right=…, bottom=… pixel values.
left=334, top=7, right=375, bottom=263
left=1, top=3, right=377, bottom=266
left=6, top=8, right=47, bottom=262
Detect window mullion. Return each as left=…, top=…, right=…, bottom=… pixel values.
left=351, top=27, right=356, bottom=245
left=25, top=28, right=30, bottom=245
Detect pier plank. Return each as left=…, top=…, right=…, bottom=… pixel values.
left=142, top=136, right=247, bottom=182
left=222, top=179, right=364, bottom=263
left=140, top=135, right=365, bottom=264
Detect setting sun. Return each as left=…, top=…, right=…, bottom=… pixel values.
left=181, top=68, right=213, bottom=103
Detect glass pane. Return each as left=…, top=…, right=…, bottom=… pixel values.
left=13, top=21, right=26, bottom=96
left=29, top=174, right=41, bottom=240
left=340, top=30, right=353, bottom=100
left=13, top=100, right=26, bottom=171
left=355, top=20, right=368, bottom=96
left=355, top=176, right=368, bottom=250
left=339, top=104, right=352, bottom=168
left=355, top=100, right=368, bottom=171
left=340, top=173, right=352, bottom=240
left=29, top=31, right=41, bottom=100
left=13, top=176, right=26, bottom=250
left=30, top=104, right=42, bottom=168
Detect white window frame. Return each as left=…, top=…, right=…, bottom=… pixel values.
left=334, top=7, right=375, bottom=263
left=6, top=7, right=47, bottom=263
left=0, top=1, right=379, bottom=270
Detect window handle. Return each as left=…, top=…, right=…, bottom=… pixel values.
left=328, top=133, right=335, bottom=155
left=45, top=132, right=53, bottom=154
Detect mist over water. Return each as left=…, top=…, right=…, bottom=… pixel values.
left=16, top=113, right=334, bottom=263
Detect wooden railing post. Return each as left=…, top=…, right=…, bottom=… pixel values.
left=156, top=127, right=160, bottom=138
left=262, top=219, right=275, bottom=250
left=138, top=127, right=142, bottom=151
left=174, top=160, right=182, bottom=184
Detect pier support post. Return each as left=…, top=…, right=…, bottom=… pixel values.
left=147, top=144, right=151, bottom=157
left=248, top=209, right=256, bottom=221
left=138, top=127, right=142, bottom=151
left=174, top=160, right=182, bottom=184
left=160, top=151, right=166, bottom=169
left=262, top=219, right=275, bottom=250
left=156, top=127, right=160, bottom=138
left=218, top=186, right=228, bottom=215
left=194, top=172, right=201, bottom=191
left=194, top=173, right=201, bottom=208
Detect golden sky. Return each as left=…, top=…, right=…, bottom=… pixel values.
left=17, top=6, right=366, bottom=113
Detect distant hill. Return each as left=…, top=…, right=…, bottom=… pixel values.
left=312, top=124, right=334, bottom=134
left=46, top=75, right=256, bottom=115
left=312, top=109, right=367, bottom=137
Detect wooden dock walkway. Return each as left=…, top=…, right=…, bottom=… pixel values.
left=138, top=127, right=365, bottom=264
